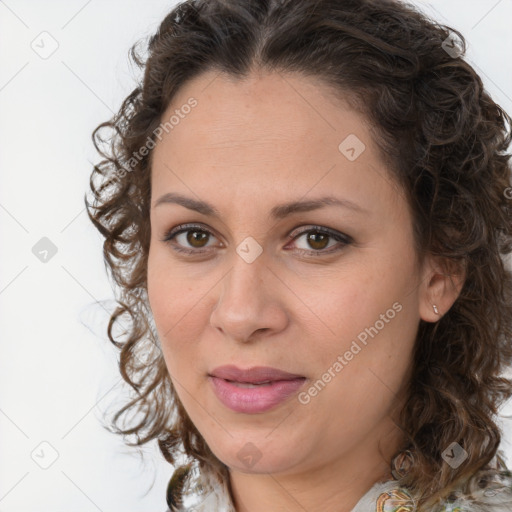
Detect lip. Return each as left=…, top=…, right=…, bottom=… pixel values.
left=208, top=365, right=306, bottom=414
left=209, top=365, right=305, bottom=384
left=209, top=376, right=306, bottom=413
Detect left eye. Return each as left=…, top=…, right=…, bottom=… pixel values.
left=161, top=224, right=352, bottom=256
left=291, top=227, right=352, bottom=254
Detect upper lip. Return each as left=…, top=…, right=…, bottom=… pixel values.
left=209, top=365, right=305, bottom=383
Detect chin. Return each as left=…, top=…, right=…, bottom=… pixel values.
left=211, top=438, right=303, bottom=475
left=229, top=456, right=297, bottom=475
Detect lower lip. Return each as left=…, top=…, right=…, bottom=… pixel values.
left=209, top=376, right=306, bottom=414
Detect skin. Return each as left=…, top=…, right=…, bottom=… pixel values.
left=147, top=69, right=464, bottom=512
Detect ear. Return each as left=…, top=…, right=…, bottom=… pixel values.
left=418, top=254, right=466, bottom=322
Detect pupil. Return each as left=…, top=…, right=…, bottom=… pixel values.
left=188, top=230, right=208, bottom=247
left=308, top=232, right=328, bottom=250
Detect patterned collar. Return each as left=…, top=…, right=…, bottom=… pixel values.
left=167, top=467, right=512, bottom=511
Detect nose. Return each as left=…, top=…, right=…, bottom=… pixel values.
left=209, top=251, right=288, bottom=343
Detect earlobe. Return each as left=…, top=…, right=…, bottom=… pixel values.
left=418, top=256, right=466, bottom=323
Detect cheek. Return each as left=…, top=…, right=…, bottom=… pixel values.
left=299, top=301, right=418, bottom=446
left=147, top=249, right=226, bottom=385
left=291, top=263, right=389, bottom=340
left=299, top=249, right=419, bottom=381
left=147, top=251, right=200, bottom=365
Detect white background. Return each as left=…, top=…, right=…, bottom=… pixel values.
left=1, top=1, right=511, bottom=511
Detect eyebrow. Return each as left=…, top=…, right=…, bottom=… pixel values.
left=152, top=192, right=368, bottom=219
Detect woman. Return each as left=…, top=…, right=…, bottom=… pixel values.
left=85, top=0, right=512, bottom=510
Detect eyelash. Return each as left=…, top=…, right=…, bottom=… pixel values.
left=160, top=223, right=353, bottom=257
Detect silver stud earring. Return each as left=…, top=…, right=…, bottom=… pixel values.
left=432, top=304, right=439, bottom=315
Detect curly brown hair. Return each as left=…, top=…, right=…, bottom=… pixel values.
left=85, top=0, right=512, bottom=509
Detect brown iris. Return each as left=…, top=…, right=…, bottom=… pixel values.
left=187, top=230, right=209, bottom=248
left=306, top=231, right=330, bottom=250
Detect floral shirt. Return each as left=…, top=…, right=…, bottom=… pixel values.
left=166, top=466, right=512, bottom=512
left=340, top=472, right=512, bottom=512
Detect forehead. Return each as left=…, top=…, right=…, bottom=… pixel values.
left=150, top=69, right=404, bottom=221
left=153, top=69, right=367, bottom=163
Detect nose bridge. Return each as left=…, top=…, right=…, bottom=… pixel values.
left=221, top=246, right=267, bottom=309
left=210, top=245, right=279, bottom=340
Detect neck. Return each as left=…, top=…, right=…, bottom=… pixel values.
left=228, top=419, right=402, bottom=512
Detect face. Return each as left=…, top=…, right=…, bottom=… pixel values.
left=147, top=69, right=436, bottom=481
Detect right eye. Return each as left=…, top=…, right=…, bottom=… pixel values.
left=161, top=223, right=220, bottom=254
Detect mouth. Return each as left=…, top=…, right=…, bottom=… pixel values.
left=223, top=380, right=277, bottom=388
left=208, top=364, right=305, bottom=384
left=208, top=371, right=307, bottom=414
